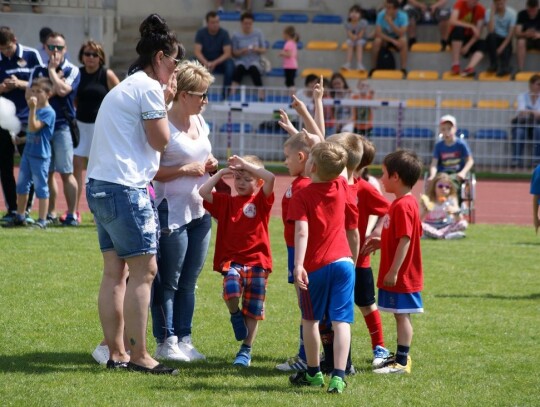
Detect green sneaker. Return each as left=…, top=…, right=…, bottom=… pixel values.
left=289, top=371, right=324, bottom=387
left=327, top=376, right=346, bottom=394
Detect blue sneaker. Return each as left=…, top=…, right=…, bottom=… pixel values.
left=230, top=311, right=248, bottom=341
left=35, top=219, right=47, bottom=229
left=62, top=215, right=79, bottom=227
left=233, top=347, right=251, bottom=367
left=372, top=345, right=392, bottom=368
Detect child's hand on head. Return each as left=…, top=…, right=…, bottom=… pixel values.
left=227, top=155, right=248, bottom=171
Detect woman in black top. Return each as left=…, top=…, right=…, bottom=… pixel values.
left=73, top=40, right=119, bottom=221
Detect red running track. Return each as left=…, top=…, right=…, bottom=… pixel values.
left=2, top=171, right=532, bottom=226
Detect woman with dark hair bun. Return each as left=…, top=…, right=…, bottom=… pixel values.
left=86, top=14, right=183, bottom=375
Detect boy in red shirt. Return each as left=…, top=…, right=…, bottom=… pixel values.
left=288, top=142, right=355, bottom=394
left=364, top=149, right=423, bottom=374
left=353, top=137, right=392, bottom=369
left=199, top=154, right=275, bottom=367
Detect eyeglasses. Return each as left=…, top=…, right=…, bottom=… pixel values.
left=187, top=91, right=209, bottom=101
left=47, top=44, right=65, bottom=51
left=83, top=52, right=99, bottom=58
left=164, top=54, right=182, bottom=67
left=437, top=184, right=451, bottom=189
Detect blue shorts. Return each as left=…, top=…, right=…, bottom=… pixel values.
left=222, top=262, right=268, bottom=320
left=299, top=259, right=355, bottom=323
left=354, top=266, right=376, bottom=307
left=49, top=124, right=73, bottom=174
left=287, top=245, right=294, bottom=284
left=378, top=289, right=424, bottom=314
left=16, top=154, right=50, bottom=198
left=86, top=179, right=158, bottom=258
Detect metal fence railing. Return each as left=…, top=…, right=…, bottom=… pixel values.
left=206, top=85, right=535, bottom=173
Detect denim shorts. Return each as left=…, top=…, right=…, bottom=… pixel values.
left=73, top=120, right=94, bottom=158
left=16, top=154, right=50, bottom=198
left=49, top=124, right=73, bottom=174
left=86, top=179, right=158, bottom=258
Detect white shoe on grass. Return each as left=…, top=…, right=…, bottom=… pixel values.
left=154, top=335, right=190, bottom=362
left=178, top=335, right=206, bottom=361
left=92, top=344, right=109, bottom=365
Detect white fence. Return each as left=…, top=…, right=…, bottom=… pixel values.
left=205, top=86, right=536, bottom=173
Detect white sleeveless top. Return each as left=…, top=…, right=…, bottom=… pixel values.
left=154, top=114, right=212, bottom=229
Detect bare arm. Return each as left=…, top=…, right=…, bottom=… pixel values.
left=194, top=43, right=208, bottom=66
left=428, top=157, right=438, bottom=180
left=294, top=220, right=309, bottom=291
left=106, top=69, right=120, bottom=90
left=383, top=236, right=410, bottom=287
left=228, top=155, right=275, bottom=197
left=199, top=168, right=232, bottom=203
left=457, top=155, right=474, bottom=180
left=533, top=194, right=539, bottom=234
left=143, top=117, right=170, bottom=153
left=26, top=100, right=44, bottom=132
left=346, top=228, right=360, bottom=265
left=312, top=77, right=325, bottom=138
left=154, top=162, right=206, bottom=182
left=291, top=95, right=324, bottom=142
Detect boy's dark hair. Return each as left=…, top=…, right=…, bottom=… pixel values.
left=386, top=0, right=400, bottom=9
left=529, top=73, right=540, bottom=85
left=31, top=77, right=53, bottom=93
left=46, top=32, right=66, bottom=42
left=310, top=141, right=347, bottom=181
left=304, top=74, right=317, bottom=87
left=241, top=11, right=254, bottom=21
left=0, top=26, right=15, bottom=46
left=348, top=4, right=362, bottom=20
left=206, top=10, right=218, bottom=21
left=284, top=132, right=311, bottom=154
left=326, top=132, right=363, bottom=172
left=357, top=135, right=376, bottom=171
left=383, top=149, right=422, bottom=188
left=527, top=0, right=538, bottom=8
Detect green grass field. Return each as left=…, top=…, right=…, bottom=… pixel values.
left=0, top=218, right=539, bottom=406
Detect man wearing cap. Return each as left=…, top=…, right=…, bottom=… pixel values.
left=428, top=114, right=474, bottom=182
left=28, top=31, right=80, bottom=226
left=0, top=26, right=44, bottom=222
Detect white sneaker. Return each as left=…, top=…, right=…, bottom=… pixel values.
left=341, top=62, right=351, bottom=70
left=178, top=335, right=206, bottom=361
left=372, top=345, right=391, bottom=368
left=275, top=355, right=307, bottom=372
left=154, top=335, right=190, bottom=362
left=445, top=231, right=466, bottom=240
left=357, top=63, right=366, bottom=71
left=92, top=344, right=109, bottom=365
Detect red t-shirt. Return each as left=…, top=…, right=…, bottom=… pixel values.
left=345, top=182, right=360, bottom=231
left=451, top=0, right=486, bottom=37
left=355, top=178, right=390, bottom=268
left=282, top=175, right=311, bottom=247
left=377, top=194, right=423, bottom=293
left=287, top=176, right=352, bottom=273
left=203, top=189, right=274, bottom=272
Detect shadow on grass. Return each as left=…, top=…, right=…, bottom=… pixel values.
left=0, top=352, right=99, bottom=373
left=435, top=292, right=540, bottom=301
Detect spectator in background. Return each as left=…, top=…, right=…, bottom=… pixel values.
left=511, top=74, right=540, bottom=168
left=230, top=11, right=267, bottom=101
left=372, top=0, right=409, bottom=74
left=28, top=31, right=80, bottom=226
left=278, top=25, right=299, bottom=95
left=342, top=4, right=369, bottom=71
left=328, top=72, right=354, bottom=134
left=403, top=0, right=451, bottom=51
left=352, top=80, right=375, bottom=137
left=38, top=27, right=52, bottom=64
left=194, top=11, right=235, bottom=100
left=484, top=0, right=516, bottom=77
left=515, top=0, right=540, bottom=73
left=0, top=26, right=43, bottom=223
left=73, top=40, right=120, bottom=221
left=448, top=0, right=486, bottom=77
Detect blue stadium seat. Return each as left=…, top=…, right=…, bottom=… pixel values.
left=264, top=94, right=290, bottom=103
left=457, top=129, right=469, bottom=139
left=219, top=123, right=253, bottom=133
left=253, top=13, right=275, bottom=22
left=312, top=14, right=343, bottom=24
left=208, top=91, right=221, bottom=103
left=403, top=127, right=434, bottom=138
left=372, top=127, right=397, bottom=137
left=278, top=13, right=309, bottom=23
left=475, top=129, right=507, bottom=140
left=219, top=12, right=241, bottom=21
left=272, top=40, right=304, bottom=50
left=267, top=67, right=285, bottom=77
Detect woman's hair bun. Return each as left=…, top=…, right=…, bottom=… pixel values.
left=139, top=13, right=169, bottom=37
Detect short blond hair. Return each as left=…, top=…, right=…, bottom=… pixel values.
left=175, top=60, right=215, bottom=99
left=283, top=132, right=311, bottom=155
left=326, top=132, right=363, bottom=172
left=310, top=142, right=347, bottom=181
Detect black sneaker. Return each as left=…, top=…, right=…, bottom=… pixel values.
left=289, top=371, right=324, bottom=387
left=106, top=360, right=129, bottom=370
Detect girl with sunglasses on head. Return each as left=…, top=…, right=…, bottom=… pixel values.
left=420, top=172, right=468, bottom=240
left=72, top=40, right=120, bottom=225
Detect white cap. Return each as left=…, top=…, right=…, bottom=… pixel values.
left=440, top=114, right=457, bottom=127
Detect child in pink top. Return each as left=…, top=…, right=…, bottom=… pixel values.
left=279, top=25, right=299, bottom=94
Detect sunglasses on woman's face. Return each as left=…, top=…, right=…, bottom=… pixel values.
left=187, top=91, right=209, bottom=101
left=437, top=184, right=451, bottom=189
left=83, top=52, right=99, bottom=58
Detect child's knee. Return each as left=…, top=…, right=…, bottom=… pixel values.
left=223, top=268, right=242, bottom=300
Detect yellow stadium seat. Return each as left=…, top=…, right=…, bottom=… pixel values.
left=514, top=71, right=539, bottom=82
left=301, top=68, right=333, bottom=78
left=306, top=41, right=339, bottom=51
left=339, top=70, right=368, bottom=79
left=407, top=70, right=439, bottom=80
left=478, top=71, right=511, bottom=81
left=410, top=42, right=442, bottom=52
left=477, top=99, right=511, bottom=109
left=442, top=71, right=474, bottom=81
left=406, top=98, right=437, bottom=108
left=440, top=99, right=473, bottom=108
left=370, top=69, right=404, bottom=80
left=341, top=41, right=372, bottom=51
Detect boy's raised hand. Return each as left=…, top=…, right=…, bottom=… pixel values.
left=290, top=94, right=308, bottom=115
left=278, top=109, right=298, bottom=136
left=312, top=75, right=324, bottom=101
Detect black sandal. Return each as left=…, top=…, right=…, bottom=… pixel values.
left=127, top=362, right=179, bottom=375
left=106, top=360, right=129, bottom=369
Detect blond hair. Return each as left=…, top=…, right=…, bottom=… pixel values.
left=175, top=60, right=215, bottom=99
left=283, top=132, right=311, bottom=155
left=326, top=132, right=363, bottom=172
left=310, top=142, right=347, bottom=181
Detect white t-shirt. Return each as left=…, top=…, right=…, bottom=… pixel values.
left=154, top=114, right=212, bottom=229
left=86, top=70, right=166, bottom=188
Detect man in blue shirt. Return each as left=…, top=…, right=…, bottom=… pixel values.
left=372, top=0, right=409, bottom=74
left=0, top=26, right=43, bottom=222
left=194, top=11, right=235, bottom=100
left=28, top=31, right=80, bottom=226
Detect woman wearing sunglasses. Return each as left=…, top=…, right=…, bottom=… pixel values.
left=420, top=172, right=468, bottom=240
left=72, top=40, right=120, bottom=224
left=150, top=60, right=218, bottom=363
